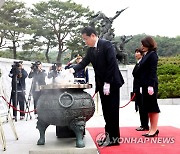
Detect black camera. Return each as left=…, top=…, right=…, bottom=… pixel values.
left=51, top=63, right=57, bottom=71
left=11, top=61, right=23, bottom=75
left=12, top=61, right=22, bottom=68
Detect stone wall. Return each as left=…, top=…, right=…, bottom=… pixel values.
left=0, top=57, right=179, bottom=115
left=0, top=57, right=133, bottom=101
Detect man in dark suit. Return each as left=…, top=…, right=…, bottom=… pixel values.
left=9, top=61, right=28, bottom=121
left=28, top=61, right=46, bottom=118
left=69, top=27, right=124, bottom=146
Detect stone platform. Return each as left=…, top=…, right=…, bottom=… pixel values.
left=29, top=130, right=97, bottom=154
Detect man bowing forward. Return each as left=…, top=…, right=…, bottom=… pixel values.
left=69, top=27, right=124, bottom=146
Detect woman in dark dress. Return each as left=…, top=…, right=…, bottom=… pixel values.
left=139, top=36, right=160, bottom=137
left=132, top=48, right=149, bottom=131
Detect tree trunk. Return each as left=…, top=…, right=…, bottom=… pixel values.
left=45, top=42, right=50, bottom=63
left=13, top=40, right=17, bottom=59
left=56, top=44, right=62, bottom=63
left=56, top=51, right=62, bottom=63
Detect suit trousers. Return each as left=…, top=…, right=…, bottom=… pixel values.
left=32, top=91, right=41, bottom=114
left=12, top=92, right=25, bottom=117
left=135, top=92, right=149, bottom=128
left=99, top=86, right=120, bottom=141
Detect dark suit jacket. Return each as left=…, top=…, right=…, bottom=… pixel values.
left=73, top=39, right=124, bottom=92
left=9, top=68, right=28, bottom=91
left=28, top=70, right=46, bottom=92
left=139, top=51, right=158, bottom=89
left=132, top=63, right=141, bottom=93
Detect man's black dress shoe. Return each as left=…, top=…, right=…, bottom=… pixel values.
left=97, top=137, right=107, bottom=146
left=13, top=116, right=17, bottom=122
left=106, top=142, right=120, bottom=147
left=97, top=136, right=120, bottom=147
left=98, top=140, right=120, bottom=147
left=136, top=126, right=149, bottom=131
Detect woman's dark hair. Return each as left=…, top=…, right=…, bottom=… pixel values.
left=141, top=36, right=157, bottom=51
left=135, top=48, right=143, bottom=55
left=81, top=26, right=97, bottom=36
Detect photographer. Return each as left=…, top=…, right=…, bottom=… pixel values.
left=28, top=61, right=46, bottom=118
left=65, top=54, right=89, bottom=84
left=48, top=63, right=62, bottom=83
left=9, top=61, right=28, bottom=121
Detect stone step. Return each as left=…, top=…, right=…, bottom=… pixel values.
left=29, top=130, right=98, bottom=154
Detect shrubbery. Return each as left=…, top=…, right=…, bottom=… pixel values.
left=157, top=55, right=180, bottom=98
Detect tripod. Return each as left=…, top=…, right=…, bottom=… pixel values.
left=23, top=80, right=33, bottom=121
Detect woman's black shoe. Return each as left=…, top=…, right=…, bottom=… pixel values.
left=136, top=126, right=149, bottom=131
left=142, top=133, right=149, bottom=136
left=144, top=130, right=159, bottom=137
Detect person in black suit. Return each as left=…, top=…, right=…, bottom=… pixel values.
left=68, top=27, right=124, bottom=146
left=139, top=36, right=160, bottom=137
left=65, top=54, right=89, bottom=84
left=9, top=62, right=28, bottom=121
left=28, top=61, right=46, bottom=118
left=132, top=48, right=149, bottom=131
left=48, top=63, right=63, bottom=83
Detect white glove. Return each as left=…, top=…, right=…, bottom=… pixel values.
left=148, top=86, right=154, bottom=95
left=69, top=58, right=77, bottom=64
left=140, top=87, right=142, bottom=94
left=103, top=82, right=110, bottom=95
left=66, top=68, right=75, bottom=74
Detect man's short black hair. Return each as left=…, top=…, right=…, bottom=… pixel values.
left=81, top=26, right=97, bottom=36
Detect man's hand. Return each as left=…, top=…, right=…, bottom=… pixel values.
left=69, top=58, right=77, bottom=64
left=148, top=86, right=154, bottom=95
left=103, top=82, right=110, bottom=95
left=62, top=68, right=75, bottom=77
left=69, top=68, right=75, bottom=74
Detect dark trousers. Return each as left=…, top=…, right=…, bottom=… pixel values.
left=12, top=92, right=25, bottom=117
left=99, top=86, right=120, bottom=141
left=32, top=91, right=41, bottom=114
left=135, top=92, right=149, bottom=128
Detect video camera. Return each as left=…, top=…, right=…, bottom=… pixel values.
left=12, top=61, right=23, bottom=68
left=11, top=61, right=23, bottom=76
left=51, top=63, right=57, bottom=71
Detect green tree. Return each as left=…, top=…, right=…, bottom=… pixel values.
left=157, top=56, right=180, bottom=98
left=0, top=0, right=32, bottom=59
left=121, top=34, right=180, bottom=64
left=29, top=0, right=93, bottom=63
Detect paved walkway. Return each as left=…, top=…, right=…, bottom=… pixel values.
left=1, top=100, right=180, bottom=153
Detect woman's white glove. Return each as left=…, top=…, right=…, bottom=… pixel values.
left=103, top=82, right=110, bottom=95
left=148, top=86, right=154, bottom=95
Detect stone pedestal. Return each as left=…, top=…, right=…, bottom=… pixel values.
left=29, top=130, right=97, bottom=154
